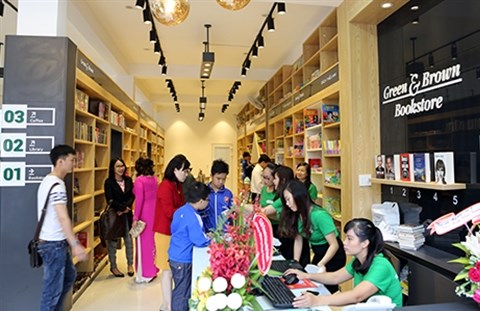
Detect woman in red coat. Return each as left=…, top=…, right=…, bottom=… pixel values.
left=154, top=154, right=191, bottom=311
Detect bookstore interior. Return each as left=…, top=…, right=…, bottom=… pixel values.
left=1, top=0, right=480, bottom=310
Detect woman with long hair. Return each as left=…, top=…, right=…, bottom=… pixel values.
left=132, top=157, right=159, bottom=283
left=280, top=180, right=346, bottom=293
left=295, top=162, right=318, bottom=201
left=153, top=154, right=191, bottom=311
left=104, top=158, right=135, bottom=277
left=286, top=218, right=402, bottom=308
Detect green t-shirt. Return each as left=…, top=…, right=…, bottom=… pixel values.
left=308, top=183, right=318, bottom=201
left=345, top=253, right=403, bottom=307
left=260, top=187, right=279, bottom=225
left=298, top=205, right=338, bottom=245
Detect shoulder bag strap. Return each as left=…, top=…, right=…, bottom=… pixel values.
left=33, top=182, right=60, bottom=240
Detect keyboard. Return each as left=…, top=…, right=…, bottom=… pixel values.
left=261, top=275, right=296, bottom=309
left=270, top=259, right=306, bottom=273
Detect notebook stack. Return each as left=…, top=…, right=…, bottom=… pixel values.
left=397, top=224, right=425, bottom=250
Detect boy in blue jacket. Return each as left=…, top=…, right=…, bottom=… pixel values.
left=168, top=182, right=211, bottom=311
left=201, top=159, right=233, bottom=232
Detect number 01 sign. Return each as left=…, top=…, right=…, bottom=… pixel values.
left=0, top=162, right=26, bottom=186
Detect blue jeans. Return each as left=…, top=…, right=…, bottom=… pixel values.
left=37, top=240, right=76, bottom=311
left=108, top=219, right=133, bottom=269
left=169, top=260, right=192, bottom=311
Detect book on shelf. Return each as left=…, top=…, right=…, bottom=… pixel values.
left=75, top=149, right=85, bottom=168
left=322, top=104, right=339, bottom=124
left=293, top=142, right=304, bottom=157
left=400, top=153, right=413, bottom=182
left=304, top=109, right=320, bottom=128
left=308, top=158, right=322, bottom=173
left=385, top=154, right=396, bottom=180
left=75, top=89, right=89, bottom=112
left=73, top=177, right=80, bottom=195
left=76, top=232, right=88, bottom=248
left=434, top=151, right=455, bottom=184
left=324, top=169, right=341, bottom=185
left=375, top=154, right=385, bottom=179
left=307, top=134, right=321, bottom=149
left=294, top=118, right=305, bottom=134
left=285, top=119, right=293, bottom=135
left=323, top=140, right=341, bottom=155
left=324, top=197, right=341, bottom=218
left=88, top=99, right=108, bottom=120
left=413, top=153, right=431, bottom=182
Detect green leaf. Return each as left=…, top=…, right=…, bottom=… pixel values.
left=449, top=257, right=471, bottom=265
left=250, top=298, right=264, bottom=311
left=267, top=269, right=283, bottom=277
left=452, top=243, right=469, bottom=254
left=453, top=270, right=469, bottom=282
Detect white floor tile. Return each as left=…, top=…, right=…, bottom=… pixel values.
left=72, top=249, right=164, bottom=311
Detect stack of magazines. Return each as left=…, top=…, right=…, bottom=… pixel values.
left=397, top=224, right=425, bottom=250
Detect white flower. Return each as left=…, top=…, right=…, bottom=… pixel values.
left=214, top=293, right=228, bottom=310
left=212, top=277, right=228, bottom=293
left=197, top=276, right=212, bottom=293
left=206, top=295, right=218, bottom=311
left=230, top=273, right=246, bottom=289
left=227, top=292, right=243, bottom=310
left=462, top=232, right=480, bottom=258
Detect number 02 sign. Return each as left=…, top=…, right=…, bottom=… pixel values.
left=0, top=162, right=26, bottom=186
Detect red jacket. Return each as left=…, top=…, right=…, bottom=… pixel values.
left=153, top=179, right=185, bottom=235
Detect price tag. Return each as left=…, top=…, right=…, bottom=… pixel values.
left=0, top=162, right=26, bottom=186
left=1, top=105, right=28, bottom=129
left=1, top=133, right=26, bottom=158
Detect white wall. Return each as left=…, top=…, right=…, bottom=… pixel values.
left=156, top=105, right=238, bottom=193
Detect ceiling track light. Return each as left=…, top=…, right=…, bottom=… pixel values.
left=200, top=24, right=215, bottom=79
left=135, top=0, right=145, bottom=9
left=239, top=3, right=284, bottom=77
left=451, top=42, right=457, bottom=60
left=158, top=54, right=166, bottom=66
left=149, top=29, right=157, bottom=43
left=428, top=53, right=434, bottom=68
left=161, top=65, right=167, bottom=76
left=165, top=79, right=179, bottom=110
left=143, top=5, right=152, bottom=25
left=0, top=1, right=4, bottom=17
left=199, top=80, right=207, bottom=109
left=198, top=112, right=205, bottom=121
left=267, top=17, right=275, bottom=32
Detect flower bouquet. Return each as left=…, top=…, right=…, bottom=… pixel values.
left=190, top=194, right=278, bottom=311
left=450, top=231, right=480, bottom=302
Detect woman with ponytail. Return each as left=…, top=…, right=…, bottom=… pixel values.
left=285, top=218, right=402, bottom=308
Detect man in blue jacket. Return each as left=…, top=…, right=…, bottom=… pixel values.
left=168, top=181, right=211, bottom=311
left=201, top=159, right=233, bottom=232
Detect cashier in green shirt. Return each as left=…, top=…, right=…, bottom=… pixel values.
left=286, top=218, right=402, bottom=308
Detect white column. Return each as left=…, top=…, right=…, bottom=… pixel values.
left=17, top=0, right=67, bottom=36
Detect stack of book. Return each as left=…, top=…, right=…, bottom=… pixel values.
left=397, top=224, right=425, bottom=250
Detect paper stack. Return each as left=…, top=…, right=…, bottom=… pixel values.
left=397, top=224, right=425, bottom=250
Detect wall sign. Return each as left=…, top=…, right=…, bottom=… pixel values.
left=1, top=105, right=27, bottom=129
left=27, top=108, right=56, bottom=126
left=26, top=165, right=54, bottom=183
left=1, top=133, right=27, bottom=158
left=381, top=64, right=463, bottom=118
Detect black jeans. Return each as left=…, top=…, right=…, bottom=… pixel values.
left=169, top=260, right=192, bottom=311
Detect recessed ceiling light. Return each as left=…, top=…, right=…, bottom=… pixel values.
left=411, top=5, right=420, bottom=11
left=381, top=2, right=393, bottom=9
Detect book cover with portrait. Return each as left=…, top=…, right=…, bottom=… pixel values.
left=385, top=154, right=396, bottom=180
left=400, top=153, right=413, bottom=182
left=374, top=154, right=385, bottom=179
left=434, top=152, right=455, bottom=184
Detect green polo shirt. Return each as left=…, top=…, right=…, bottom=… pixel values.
left=298, top=205, right=338, bottom=245
left=345, top=253, right=403, bottom=307
left=308, top=183, right=318, bottom=201
left=260, top=187, right=279, bottom=225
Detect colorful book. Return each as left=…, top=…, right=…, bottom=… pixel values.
left=400, top=153, right=413, bottom=181
left=413, top=153, right=431, bottom=182
left=322, top=104, right=339, bottom=124
left=304, top=109, right=320, bottom=128
left=434, top=152, right=455, bottom=184
left=385, top=154, right=396, bottom=180
left=375, top=154, right=385, bottom=179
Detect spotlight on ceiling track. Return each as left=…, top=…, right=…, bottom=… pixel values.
left=277, top=3, right=286, bottom=15
left=199, top=80, right=207, bottom=109
left=198, top=112, right=205, bottom=121
left=135, top=0, right=145, bottom=9
left=451, top=42, right=457, bottom=60
left=200, top=24, right=215, bottom=79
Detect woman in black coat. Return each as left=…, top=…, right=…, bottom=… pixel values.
left=104, top=157, right=135, bottom=277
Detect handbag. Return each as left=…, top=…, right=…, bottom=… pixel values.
left=99, top=202, right=126, bottom=241
left=28, top=182, right=60, bottom=268
left=129, top=220, right=146, bottom=238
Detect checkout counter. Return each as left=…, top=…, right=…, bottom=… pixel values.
left=192, top=246, right=478, bottom=310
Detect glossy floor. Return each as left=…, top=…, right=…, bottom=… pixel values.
left=72, top=252, right=164, bottom=311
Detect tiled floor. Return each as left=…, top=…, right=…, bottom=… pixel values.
left=72, top=251, right=164, bottom=311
